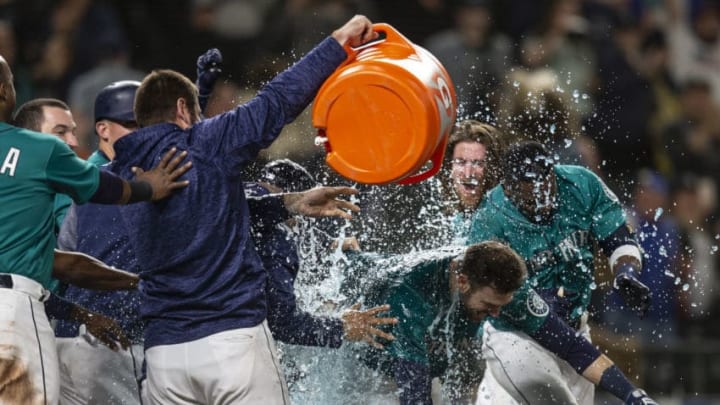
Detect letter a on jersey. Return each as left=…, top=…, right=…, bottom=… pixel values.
left=1, top=147, right=20, bottom=177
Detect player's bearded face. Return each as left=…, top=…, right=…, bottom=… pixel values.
left=507, top=174, right=557, bottom=223
left=461, top=285, right=514, bottom=322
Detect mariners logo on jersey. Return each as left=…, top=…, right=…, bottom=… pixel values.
left=526, top=288, right=549, bottom=317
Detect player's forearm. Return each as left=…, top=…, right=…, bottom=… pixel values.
left=89, top=171, right=152, bottom=205
left=53, top=250, right=138, bottom=290
left=581, top=353, right=614, bottom=384
left=530, top=312, right=641, bottom=402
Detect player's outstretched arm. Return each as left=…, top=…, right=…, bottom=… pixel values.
left=341, top=303, right=398, bottom=348
left=52, top=250, right=138, bottom=290
left=89, top=148, right=192, bottom=205
left=529, top=310, right=658, bottom=405
left=70, top=305, right=130, bottom=351
left=44, top=294, right=130, bottom=351
left=283, top=186, right=360, bottom=220
left=127, top=147, right=192, bottom=202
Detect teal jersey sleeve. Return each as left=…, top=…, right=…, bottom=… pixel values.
left=53, top=193, right=72, bottom=235
left=46, top=140, right=100, bottom=204
left=467, top=187, right=506, bottom=245
left=86, top=150, right=111, bottom=167
left=487, top=284, right=548, bottom=335
left=571, top=166, right=627, bottom=239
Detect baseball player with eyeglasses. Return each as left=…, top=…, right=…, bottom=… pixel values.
left=467, top=141, right=657, bottom=405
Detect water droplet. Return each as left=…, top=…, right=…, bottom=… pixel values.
left=513, top=80, right=520, bottom=88
left=654, top=208, right=663, bottom=221
left=683, top=284, right=690, bottom=291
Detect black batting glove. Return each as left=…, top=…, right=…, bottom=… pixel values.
left=195, top=48, right=223, bottom=113
left=624, top=388, right=659, bottom=405
left=613, top=262, right=652, bottom=318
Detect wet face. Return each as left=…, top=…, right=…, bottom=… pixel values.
left=40, top=106, right=78, bottom=150
left=505, top=173, right=557, bottom=223
left=461, top=285, right=515, bottom=323
left=451, top=141, right=487, bottom=210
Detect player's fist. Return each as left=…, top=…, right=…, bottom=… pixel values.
left=624, top=388, right=658, bottom=405
left=331, top=15, right=377, bottom=47
left=613, top=263, right=651, bottom=318
left=196, top=48, right=223, bottom=96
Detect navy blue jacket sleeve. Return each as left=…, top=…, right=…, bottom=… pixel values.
left=244, top=182, right=289, bottom=230
left=192, top=37, right=347, bottom=177
left=262, top=224, right=344, bottom=348
left=392, top=357, right=433, bottom=405
left=528, top=310, right=599, bottom=374
left=251, top=196, right=344, bottom=348
left=267, top=287, right=344, bottom=348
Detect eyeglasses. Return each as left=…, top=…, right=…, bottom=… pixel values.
left=451, top=158, right=486, bottom=168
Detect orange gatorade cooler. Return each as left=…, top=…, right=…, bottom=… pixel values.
left=312, top=23, right=457, bottom=185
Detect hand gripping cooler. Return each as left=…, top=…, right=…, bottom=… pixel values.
left=312, top=23, right=457, bottom=185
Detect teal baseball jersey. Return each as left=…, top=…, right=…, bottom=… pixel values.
left=488, top=283, right=549, bottom=335
left=343, top=249, right=480, bottom=376
left=0, top=123, right=100, bottom=288
left=467, top=165, right=626, bottom=323
left=86, top=150, right=110, bottom=167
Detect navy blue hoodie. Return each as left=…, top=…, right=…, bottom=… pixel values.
left=246, top=182, right=344, bottom=348
left=108, top=37, right=347, bottom=348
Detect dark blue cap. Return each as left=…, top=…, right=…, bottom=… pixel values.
left=94, top=80, right=141, bottom=123
left=259, top=159, right=316, bottom=192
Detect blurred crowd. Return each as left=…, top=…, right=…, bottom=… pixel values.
left=3, top=0, right=720, bottom=396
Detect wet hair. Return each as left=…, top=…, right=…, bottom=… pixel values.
left=459, top=241, right=527, bottom=294
left=442, top=120, right=507, bottom=211
left=502, top=141, right=554, bottom=185
left=259, top=159, right=316, bottom=192
left=134, top=69, right=198, bottom=127
left=0, top=56, right=13, bottom=122
left=12, top=98, right=70, bottom=131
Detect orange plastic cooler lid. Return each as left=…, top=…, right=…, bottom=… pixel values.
left=313, top=63, right=437, bottom=185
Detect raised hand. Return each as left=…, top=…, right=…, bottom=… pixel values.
left=196, top=48, right=223, bottom=97
left=132, top=147, right=192, bottom=201
left=283, top=186, right=360, bottom=220
left=331, top=15, right=378, bottom=47
left=342, top=303, right=398, bottom=348
left=196, top=48, right=223, bottom=113
left=613, top=263, right=652, bottom=318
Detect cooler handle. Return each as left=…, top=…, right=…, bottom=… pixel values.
left=398, top=134, right=449, bottom=185
left=343, top=23, right=415, bottom=61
